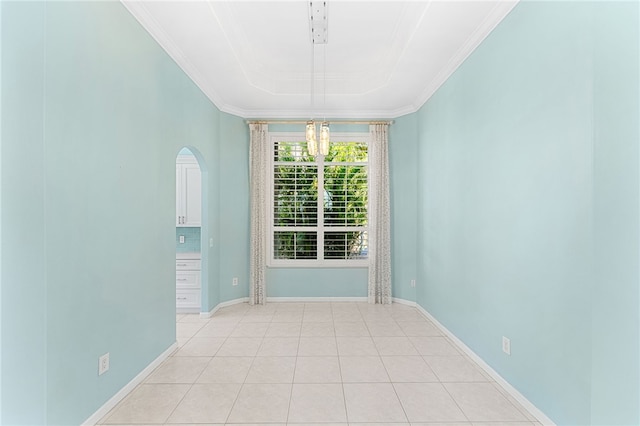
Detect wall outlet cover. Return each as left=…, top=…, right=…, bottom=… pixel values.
left=98, top=353, right=110, bottom=375
left=502, top=336, right=511, bottom=356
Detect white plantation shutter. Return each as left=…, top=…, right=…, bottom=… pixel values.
left=269, top=135, right=369, bottom=265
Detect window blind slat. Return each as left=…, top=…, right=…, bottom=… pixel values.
left=271, top=139, right=369, bottom=262
left=273, top=163, right=318, bottom=226
left=324, top=164, right=368, bottom=227
left=274, top=231, right=318, bottom=260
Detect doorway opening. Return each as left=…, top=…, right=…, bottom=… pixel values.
left=175, top=147, right=205, bottom=314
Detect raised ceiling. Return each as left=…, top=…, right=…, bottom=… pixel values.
left=122, top=1, right=518, bottom=119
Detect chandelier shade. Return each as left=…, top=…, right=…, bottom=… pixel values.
left=306, top=121, right=318, bottom=156
left=319, top=121, right=330, bottom=156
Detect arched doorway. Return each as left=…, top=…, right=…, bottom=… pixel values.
left=175, top=147, right=207, bottom=314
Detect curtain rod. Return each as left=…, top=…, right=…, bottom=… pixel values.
left=245, top=119, right=394, bottom=125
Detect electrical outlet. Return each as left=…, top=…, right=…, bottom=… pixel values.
left=410, top=279, right=416, bottom=288
left=98, top=353, right=110, bottom=375
left=502, top=336, right=511, bottom=356
left=179, top=235, right=185, bottom=244
left=232, top=277, right=238, bottom=286
left=209, top=237, right=214, bottom=248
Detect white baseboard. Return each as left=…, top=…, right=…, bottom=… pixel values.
left=82, top=342, right=178, bottom=425
left=392, top=297, right=416, bottom=307
left=414, top=304, right=555, bottom=426
left=200, top=297, right=249, bottom=318
left=177, top=307, right=199, bottom=314
left=201, top=295, right=371, bottom=316
left=266, top=296, right=368, bottom=303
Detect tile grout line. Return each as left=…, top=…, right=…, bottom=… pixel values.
left=384, top=313, right=412, bottom=424
left=284, top=305, right=306, bottom=424
left=177, top=307, right=248, bottom=425
left=152, top=316, right=201, bottom=424
left=334, top=308, right=350, bottom=424
left=156, top=315, right=211, bottom=425
left=222, top=305, right=256, bottom=425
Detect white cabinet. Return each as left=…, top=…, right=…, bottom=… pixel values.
left=176, top=253, right=201, bottom=312
left=176, top=290, right=200, bottom=310
left=176, top=156, right=201, bottom=227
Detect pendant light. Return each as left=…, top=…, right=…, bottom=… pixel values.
left=306, top=33, right=317, bottom=156
left=319, top=43, right=330, bottom=156
left=307, top=1, right=330, bottom=157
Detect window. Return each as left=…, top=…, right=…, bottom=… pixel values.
left=269, top=133, right=369, bottom=267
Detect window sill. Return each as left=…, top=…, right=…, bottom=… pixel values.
left=267, top=260, right=369, bottom=269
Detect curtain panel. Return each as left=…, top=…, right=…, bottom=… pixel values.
left=368, top=123, right=392, bottom=304
left=249, top=123, right=268, bottom=305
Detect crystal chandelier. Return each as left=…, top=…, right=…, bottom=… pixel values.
left=306, top=1, right=330, bottom=157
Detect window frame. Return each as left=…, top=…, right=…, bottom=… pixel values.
left=267, top=131, right=371, bottom=268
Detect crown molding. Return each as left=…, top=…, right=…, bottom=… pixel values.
left=120, top=1, right=228, bottom=111
left=414, top=0, right=519, bottom=111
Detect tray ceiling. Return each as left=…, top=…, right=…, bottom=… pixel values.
left=122, top=1, right=518, bottom=119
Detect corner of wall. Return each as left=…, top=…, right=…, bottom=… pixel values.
left=0, top=0, right=4, bottom=418
left=389, top=112, right=419, bottom=303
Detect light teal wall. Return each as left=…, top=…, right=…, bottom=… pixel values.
left=413, top=1, right=639, bottom=424
left=591, top=2, right=640, bottom=423
left=389, top=114, right=418, bottom=302
left=43, top=2, right=221, bottom=423
left=1, top=2, right=47, bottom=423
left=0, top=0, right=3, bottom=418
left=0, top=1, right=237, bottom=423
left=218, top=112, right=250, bottom=303
left=267, top=268, right=368, bottom=297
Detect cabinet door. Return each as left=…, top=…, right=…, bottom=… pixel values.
left=176, top=289, right=201, bottom=309
left=176, top=164, right=183, bottom=226
left=176, top=259, right=201, bottom=271
left=182, top=163, right=202, bottom=227
left=176, top=270, right=201, bottom=289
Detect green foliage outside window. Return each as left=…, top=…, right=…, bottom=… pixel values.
left=273, top=140, right=368, bottom=260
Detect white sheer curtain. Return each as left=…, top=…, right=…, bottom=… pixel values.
left=249, top=123, right=268, bottom=305
left=368, top=123, right=392, bottom=304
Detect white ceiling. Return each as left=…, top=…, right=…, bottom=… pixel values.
left=121, top=1, right=518, bottom=119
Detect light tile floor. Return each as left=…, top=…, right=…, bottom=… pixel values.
left=99, top=302, right=543, bottom=426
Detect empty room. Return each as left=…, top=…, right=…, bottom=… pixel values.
left=1, top=1, right=639, bottom=425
